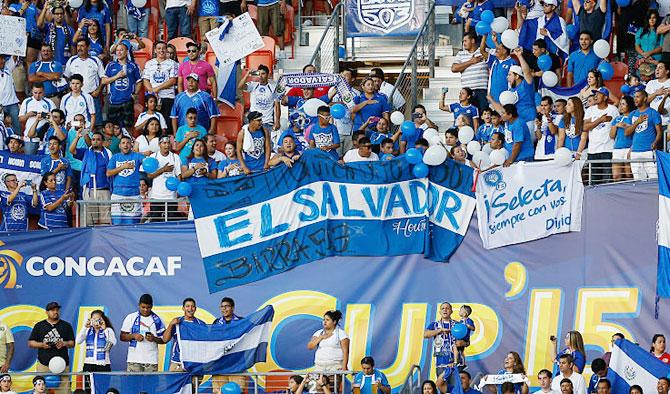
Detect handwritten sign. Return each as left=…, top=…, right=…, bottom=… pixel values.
left=0, top=16, right=27, bottom=57
left=206, top=13, right=264, bottom=66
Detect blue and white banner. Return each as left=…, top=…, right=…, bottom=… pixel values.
left=177, top=305, right=274, bottom=374
left=346, top=0, right=427, bottom=37
left=189, top=150, right=476, bottom=292
left=91, top=373, right=192, bottom=394
left=475, top=161, right=584, bottom=249
left=540, top=80, right=588, bottom=101
left=0, top=150, right=43, bottom=193
left=657, top=152, right=670, bottom=298
left=610, top=339, right=670, bottom=394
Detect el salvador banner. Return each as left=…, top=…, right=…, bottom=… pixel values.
left=91, top=373, right=192, bottom=394
left=189, top=150, right=476, bottom=292
left=657, top=151, right=670, bottom=298
left=177, top=305, right=274, bottom=374
left=610, top=339, right=670, bottom=394
left=541, top=80, right=588, bottom=101
left=475, top=161, right=584, bottom=249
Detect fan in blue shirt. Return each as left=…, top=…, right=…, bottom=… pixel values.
left=41, top=137, right=72, bottom=192
left=628, top=103, right=662, bottom=153
left=307, top=106, right=341, bottom=161
left=587, top=359, right=617, bottom=394
left=439, top=88, right=480, bottom=131
left=38, top=171, right=74, bottom=230
left=182, top=139, right=216, bottom=185
left=351, top=78, right=391, bottom=131
left=567, top=33, right=601, bottom=85
left=482, top=38, right=517, bottom=103
left=0, top=174, right=38, bottom=232
left=29, top=57, right=67, bottom=98
left=502, top=105, right=534, bottom=165
left=102, top=44, right=142, bottom=105
left=106, top=136, right=144, bottom=225
left=171, top=74, right=220, bottom=133
left=353, top=357, right=391, bottom=394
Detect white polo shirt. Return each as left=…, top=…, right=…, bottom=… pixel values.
left=142, top=58, right=179, bottom=99
left=60, top=92, right=96, bottom=124
left=64, top=55, right=105, bottom=94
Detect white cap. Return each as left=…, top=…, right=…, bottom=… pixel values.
left=509, top=65, right=524, bottom=76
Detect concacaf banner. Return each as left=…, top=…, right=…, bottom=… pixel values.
left=345, top=0, right=427, bottom=37
left=476, top=161, right=584, bottom=249
left=189, top=150, right=476, bottom=293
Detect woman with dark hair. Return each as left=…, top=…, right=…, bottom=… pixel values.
left=134, top=94, right=168, bottom=135
left=38, top=171, right=74, bottom=229
left=75, top=309, right=116, bottom=371
left=633, top=10, right=663, bottom=75
left=629, top=385, right=643, bottom=394
left=308, top=310, right=350, bottom=372
left=610, top=95, right=635, bottom=181
left=181, top=139, right=217, bottom=185
left=134, top=118, right=162, bottom=158
left=439, top=87, right=480, bottom=131
left=483, top=352, right=529, bottom=394
left=217, top=141, right=242, bottom=178
left=288, top=375, right=304, bottom=394
left=76, top=0, right=112, bottom=45
left=72, top=19, right=106, bottom=61
left=650, top=334, right=670, bottom=363
left=551, top=331, right=587, bottom=373
left=351, top=77, right=391, bottom=132
left=422, top=380, right=440, bottom=394
left=558, top=97, right=587, bottom=158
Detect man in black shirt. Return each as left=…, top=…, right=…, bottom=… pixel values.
left=28, top=302, right=74, bottom=390
left=572, top=0, right=607, bottom=40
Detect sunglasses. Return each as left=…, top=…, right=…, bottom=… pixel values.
left=187, top=49, right=198, bottom=53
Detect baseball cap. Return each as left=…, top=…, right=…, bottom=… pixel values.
left=45, top=301, right=61, bottom=311
left=542, top=0, right=558, bottom=5
left=247, top=111, right=263, bottom=122
left=629, top=84, right=646, bottom=94
left=591, top=87, right=610, bottom=96
left=509, top=65, right=524, bottom=76
left=7, top=134, right=23, bottom=145
left=186, top=73, right=199, bottom=81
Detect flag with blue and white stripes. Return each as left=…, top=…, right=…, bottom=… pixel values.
left=657, top=152, right=670, bottom=299
left=610, top=339, right=670, bottom=394
left=176, top=305, right=274, bottom=374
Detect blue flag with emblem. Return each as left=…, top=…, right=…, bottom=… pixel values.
left=189, top=150, right=476, bottom=292
left=610, top=339, right=670, bottom=394
left=657, top=152, right=670, bottom=300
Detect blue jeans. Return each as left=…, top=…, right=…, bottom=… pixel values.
left=3, top=103, right=19, bottom=133
left=166, top=7, right=191, bottom=40
left=128, top=12, right=149, bottom=38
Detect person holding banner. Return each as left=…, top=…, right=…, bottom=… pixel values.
left=0, top=173, right=38, bottom=231
left=481, top=352, right=529, bottom=394
left=237, top=111, right=271, bottom=173
left=163, top=297, right=206, bottom=372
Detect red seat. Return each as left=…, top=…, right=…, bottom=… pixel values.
left=245, top=36, right=276, bottom=76
left=216, top=103, right=245, bottom=144
left=168, top=37, right=195, bottom=62
left=604, top=61, right=628, bottom=98
left=205, top=49, right=218, bottom=69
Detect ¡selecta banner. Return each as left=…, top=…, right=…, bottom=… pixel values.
left=345, top=0, right=427, bottom=37
left=189, top=150, right=476, bottom=293
left=476, top=161, right=584, bottom=249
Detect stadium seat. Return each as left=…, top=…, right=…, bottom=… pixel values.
left=205, top=49, right=218, bottom=70
left=245, top=36, right=276, bottom=76
left=134, top=37, right=154, bottom=71
left=604, top=61, right=628, bottom=98
left=148, top=3, right=160, bottom=41
left=216, top=102, right=244, bottom=145
left=168, top=37, right=195, bottom=62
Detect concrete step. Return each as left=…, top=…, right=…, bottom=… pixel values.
left=423, top=86, right=461, bottom=100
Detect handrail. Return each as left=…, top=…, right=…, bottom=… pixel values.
left=309, top=2, right=344, bottom=73
left=389, top=1, right=437, bottom=111
left=398, top=364, right=422, bottom=394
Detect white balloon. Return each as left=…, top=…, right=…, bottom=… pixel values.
left=491, top=17, right=509, bottom=34
left=49, top=356, right=66, bottom=374
left=499, top=90, right=518, bottom=105
left=303, top=99, right=327, bottom=117
left=490, top=149, right=508, bottom=166
left=423, top=128, right=438, bottom=141
left=131, top=0, right=147, bottom=7
left=593, top=39, right=611, bottom=59
left=69, top=0, right=83, bottom=7
left=390, top=111, right=405, bottom=126
left=542, top=71, right=559, bottom=88
left=423, top=145, right=448, bottom=166
left=553, top=147, right=573, bottom=166
left=501, top=29, right=519, bottom=50
left=472, top=151, right=492, bottom=168
left=482, top=143, right=493, bottom=155
left=458, top=126, right=475, bottom=144
left=466, top=140, right=481, bottom=154
left=429, top=135, right=442, bottom=146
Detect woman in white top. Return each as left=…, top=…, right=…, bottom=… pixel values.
left=307, top=310, right=350, bottom=372
left=134, top=94, right=168, bottom=135
left=134, top=118, right=162, bottom=158
left=75, top=309, right=116, bottom=371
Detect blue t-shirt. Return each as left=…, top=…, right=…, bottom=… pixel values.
left=217, top=157, right=242, bottom=176
left=567, top=49, right=600, bottom=84
left=352, top=92, right=391, bottom=131
left=0, top=191, right=31, bottom=232
left=426, top=320, right=455, bottom=366
left=307, top=123, right=341, bottom=160
left=175, top=125, right=208, bottom=164
left=467, top=0, right=494, bottom=27
left=476, top=123, right=494, bottom=143
left=243, top=128, right=268, bottom=172
left=107, top=151, right=144, bottom=196
left=353, top=369, right=390, bottom=394
left=185, top=156, right=216, bottom=185
left=611, top=115, right=633, bottom=149
left=77, top=5, right=113, bottom=32
left=400, top=126, right=425, bottom=149
left=370, top=131, right=399, bottom=151
left=42, top=24, right=75, bottom=64
left=29, top=61, right=66, bottom=97
left=554, top=348, right=586, bottom=374
left=171, top=91, right=220, bottom=131
left=488, top=56, right=517, bottom=103
left=199, top=0, right=219, bottom=16
left=65, top=129, right=90, bottom=172
left=460, top=317, right=475, bottom=342
left=39, top=189, right=68, bottom=229
left=22, top=4, right=41, bottom=37
left=88, top=36, right=105, bottom=58
left=504, top=119, right=534, bottom=162
left=41, top=157, right=72, bottom=192
left=511, top=80, right=537, bottom=123
left=557, top=117, right=582, bottom=152
left=105, top=61, right=142, bottom=105
left=450, top=103, right=480, bottom=125
left=630, top=107, right=661, bottom=152
left=587, top=369, right=617, bottom=393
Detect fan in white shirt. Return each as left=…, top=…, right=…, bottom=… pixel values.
left=342, top=137, right=379, bottom=163
left=532, top=369, right=561, bottom=394
left=551, top=355, right=587, bottom=394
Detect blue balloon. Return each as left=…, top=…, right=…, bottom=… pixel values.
left=412, top=163, right=429, bottom=178
left=598, top=61, right=614, bottom=81
left=405, top=148, right=423, bottom=164
left=475, top=21, right=491, bottom=36
left=331, top=103, right=346, bottom=119
left=222, top=382, right=242, bottom=394
left=566, top=24, right=578, bottom=40
left=401, top=121, right=417, bottom=138
left=45, top=376, right=61, bottom=389
left=452, top=323, right=468, bottom=340
left=166, top=177, right=180, bottom=191
left=381, top=153, right=394, bottom=161
left=338, top=46, right=346, bottom=59
left=616, top=0, right=630, bottom=6
left=177, top=181, right=193, bottom=197
left=621, top=84, right=631, bottom=95
left=481, top=10, right=494, bottom=24
left=142, top=157, right=159, bottom=173
left=486, top=34, right=496, bottom=49
left=537, top=54, right=552, bottom=72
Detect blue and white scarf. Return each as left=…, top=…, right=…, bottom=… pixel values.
left=273, top=73, right=355, bottom=108
left=213, top=314, right=242, bottom=325
left=129, top=312, right=164, bottom=348
left=85, top=328, right=107, bottom=361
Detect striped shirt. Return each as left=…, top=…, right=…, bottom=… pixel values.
left=454, top=49, right=489, bottom=90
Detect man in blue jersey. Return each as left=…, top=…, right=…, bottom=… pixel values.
left=307, top=106, right=340, bottom=161
left=353, top=357, right=391, bottom=394
left=106, top=135, right=144, bottom=225
left=102, top=42, right=142, bottom=129
left=502, top=104, right=535, bottom=166
left=69, top=129, right=112, bottom=225
left=566, top=31, right=600, bottom=86
left=425, top=302, right=456, bottom=378
left=625, top=89, right=663, bottom=180
left=587, top=359, right=615, bottom=394
left=28, top=45, right=67, bottom=107
left=171, top=73, right=220, bottom=134
left=480, top=33, right=517, bottom=104
left=162, top=298, right=206, bottom=372
left=41, top=136, right=72, bottom=193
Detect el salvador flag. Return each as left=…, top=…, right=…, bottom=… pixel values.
left=177, top=305, right=274, bottom=374
left=540, top=80, right=588, bottom=102
left=657, top=152, right=670, bottom=298
left=610, top=339, right=670, bottom=394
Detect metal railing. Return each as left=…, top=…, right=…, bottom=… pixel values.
left=397, top=365, right=422, bottom=394
left=308, top=2, right=345, bottom=74
left=583, top=158, right=658, bottom=186
left=389, top=1, right=437, bottom=113
left=75, top=198, right=191, bottom=227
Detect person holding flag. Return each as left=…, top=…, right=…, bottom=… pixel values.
left=163, top=298, right=206, bottom=372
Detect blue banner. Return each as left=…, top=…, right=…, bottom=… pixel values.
left=657, top=152, right=670, bottom=298
left=189, top=150, right=476, bottom=292
left=345, top=0, right=427, bottom=37
left=0, top=151, right=43, bottom=195
left=92, top=373, right=192, bottom=394
left=0, top=181, right=665, bottom=392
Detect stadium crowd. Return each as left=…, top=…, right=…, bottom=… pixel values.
left=0, top=298, right=669, bottom=394
left=0, top=0, right=668, bottom=232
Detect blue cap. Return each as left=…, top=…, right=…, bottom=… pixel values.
left=630, top=84, right=646, bottom=94
left=591, top=87, right=610, bottom=97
